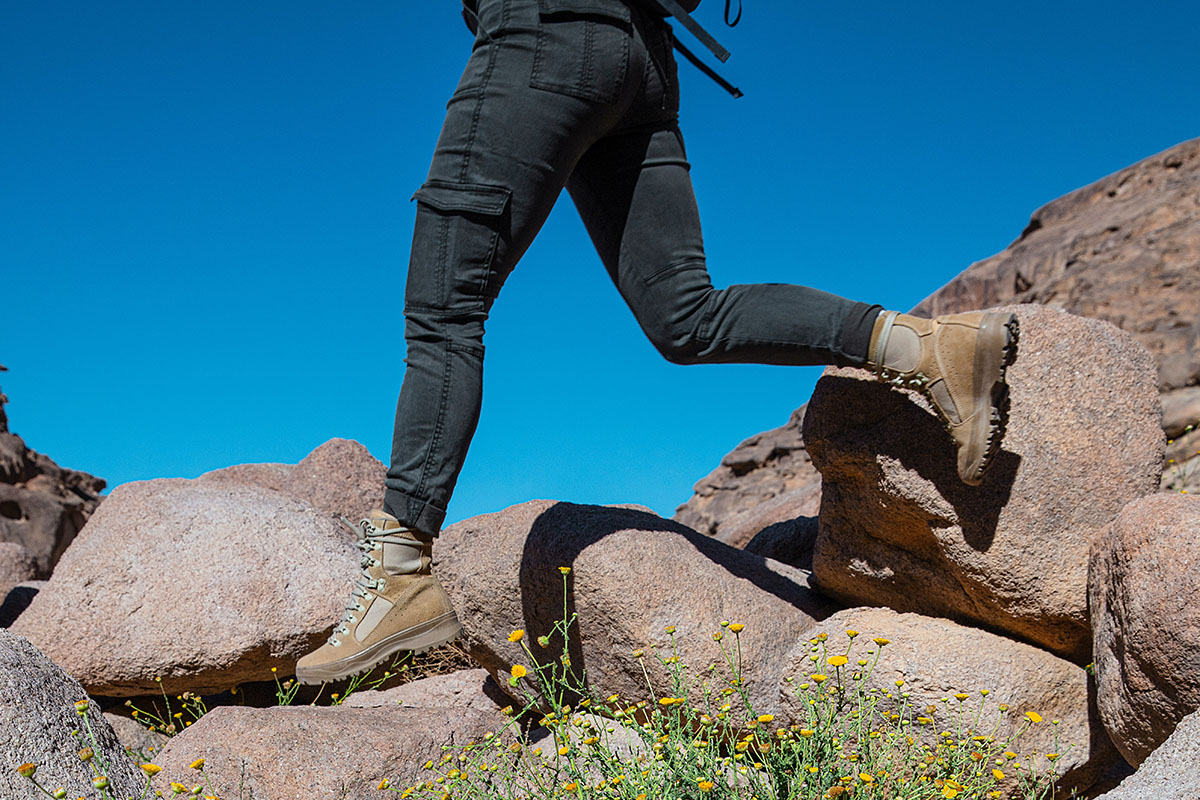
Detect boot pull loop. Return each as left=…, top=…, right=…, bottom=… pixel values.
left=872, top=311, right=899, bottom=378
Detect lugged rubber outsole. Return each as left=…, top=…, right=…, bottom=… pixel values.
left=295, top=612, right=463, bottom=686
left=962, top=313, right=1019, bottom=485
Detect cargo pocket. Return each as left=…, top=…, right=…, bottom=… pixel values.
left=406, top=181, right=512, bottom=312
left=530, top=0, right=633, bottom=104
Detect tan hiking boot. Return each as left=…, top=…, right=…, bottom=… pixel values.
left=867, top=310, right=1019, bottom=485
left=295, top=511, right=461, bottom=685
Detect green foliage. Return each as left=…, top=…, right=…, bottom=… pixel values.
left=384, top=573, right=1062, bottom=800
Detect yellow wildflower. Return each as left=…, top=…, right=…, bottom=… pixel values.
left=729, top=623, right=745, bottom=633
left=873, top=637, right=890, bottom=646
left=1025, top=711, right=1043, bottom=723
left=992, top=768, right=1005, bottom=780
left=140, top=764, right=163, bottom=776
left=827, top=656, right=849, bottom=667
left=508, top=629, right=525, bottom=643
left=510, top=665, right=527, bottom=679
left=189, top=759, right=205, bottom=770
left=698, top=780, right=715, bottom=792
left=810, top=673, right=828, bottom=683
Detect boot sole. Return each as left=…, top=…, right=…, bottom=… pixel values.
left=295, top=612, right=463, bottom=685
left=961, top=312, right=1019, bottom=485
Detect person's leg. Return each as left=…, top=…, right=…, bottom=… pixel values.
left=384, top=0, right=647, bottom=535
left=568, top=122, right=881, bottom=368
left=567, top=31, right=1016, bottom=486
left=300, top=0, right=652, bottom=683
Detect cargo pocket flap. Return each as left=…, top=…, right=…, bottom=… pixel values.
left=412, top=182, right=511, bottom=216
left=537, top=0, right=632, bottom=22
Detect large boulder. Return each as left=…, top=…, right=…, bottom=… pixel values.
left=345, top=667, right=510, bottom=719
left=11, top=479, right=359, bottom=696
left=780, top=608, right=1119, bottom=799
left=678, top=138, right=1200, bottom=545
left=436, top=499, right=841, bottom=715
left=803, top=305, right=1163, bottom=662
left=198, top=437, right=385, bottom=520
left=1089, top=493, right=1200, bottom=765
left=151, top=705, right=499, bottom=800
left=1092, top=709, right=1200, bottom=800
left=0, top=630, right=143, bottom=800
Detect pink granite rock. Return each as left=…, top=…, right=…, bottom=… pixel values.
left=151, top=705, right=499, bottom=800
left=435, top=499, right=841, bottom=715
left=12, top=479, right=359, bottom=696
left=198, top=437, right=385, bottom=520
left=1089, top=493, right=1200, bottom=766
left=803, top=305, right=1163, bottom=661
left=779, top=607, right=1119, bottom=798
left=0, top=630, right=144, bottom=800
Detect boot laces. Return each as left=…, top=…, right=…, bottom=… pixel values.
left=327, top=516, right=389, bottom=647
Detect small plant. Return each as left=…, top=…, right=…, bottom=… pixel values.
left=16, top=699, right=227, bottom=800
left=384, top=569, right=1062, bottom=799
left=1163, top=420, right=1200, bottom=494
left=125, top=677, right=208, bottom=738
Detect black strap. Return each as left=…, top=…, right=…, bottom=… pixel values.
left=672, top=38, right=743, bottom=98
left=654, top=0, right=731, bottom=63
left=724, top=0, right=742, bottom=27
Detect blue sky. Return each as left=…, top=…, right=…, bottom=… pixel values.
left=3, top=1, right=1198, bottom=526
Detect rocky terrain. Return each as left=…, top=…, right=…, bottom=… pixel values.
left=676, top=137, right=1200, bottom=542
left=4, top=140, right=1200, bottom=799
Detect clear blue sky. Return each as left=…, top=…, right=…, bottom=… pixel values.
left=3, top=1, right=1198, bottom=526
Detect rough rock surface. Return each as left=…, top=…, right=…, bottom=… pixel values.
left=346, top=668, right=510, bottom=717
left=780, top=607, right=1118, bottom=798
left=712, top=484, right=821, bottom=552
left=743, top=512, right=818, bottom=570
left=0, top=371, right=106, bottom=577
left=804, top=305, right=1163, bottom=662
left=12, top=480, right=359, bottom=696
left=1089, top=493, right=1200, bottom=766
left=673, top=405, right=822, bottom=541
left=677, top=138, right=1200, bottom=538
left=104, top=711, right=170, bottom=759
left=0, top=580, right=43, bottom=628
left=436, top=499, right=842, bottom=715
left=198, top=437, right=385, bottom=520
left=0, top=630, right=144, bottom=800
left=1093, top=709, right=1200, bottom=800
left=152, top=705, right=498, bottom=800
left=0, top=541, right=37, bottom=600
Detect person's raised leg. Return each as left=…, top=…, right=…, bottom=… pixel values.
left=568, top=120, right=1016, bottom=486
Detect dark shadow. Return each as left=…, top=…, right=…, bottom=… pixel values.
left=516, top=503, right=839, bottom=700
left=0, top=582, right=42, bottom=628
left=806, top=374, right=1021, bottom=552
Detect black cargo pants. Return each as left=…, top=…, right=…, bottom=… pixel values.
left=384, top=0, right=881, bottom=534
